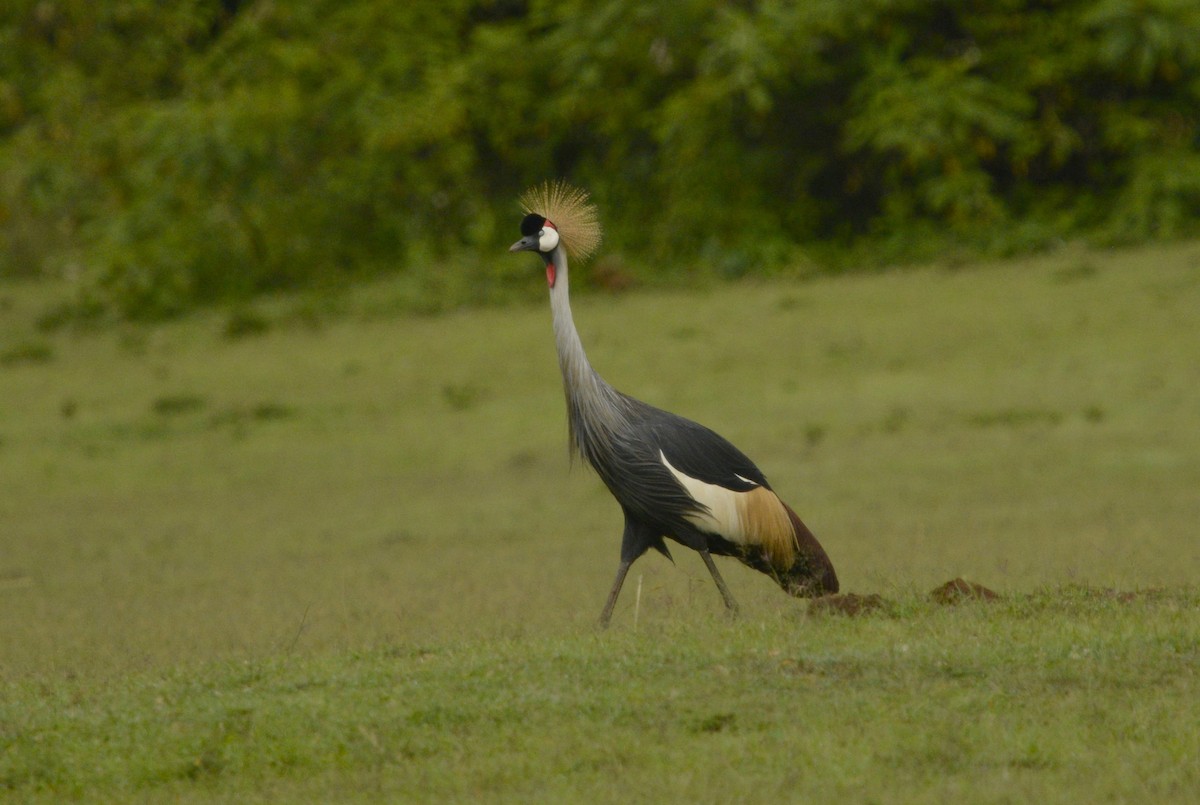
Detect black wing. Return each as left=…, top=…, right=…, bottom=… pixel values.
left=633, top=399, right=771, bottom=493
left=577, top=390, right=773, bottom=536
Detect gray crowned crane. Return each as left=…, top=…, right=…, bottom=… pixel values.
left=510, top=181, right=838, bottom=627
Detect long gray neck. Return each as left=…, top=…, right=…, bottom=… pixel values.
left=547, top=245, right=628, bottom=460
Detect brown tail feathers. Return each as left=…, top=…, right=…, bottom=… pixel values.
left=778, top=502, right=839, bottom=596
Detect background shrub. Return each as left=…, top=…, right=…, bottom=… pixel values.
left=1, top=0, right=1197, bottom=318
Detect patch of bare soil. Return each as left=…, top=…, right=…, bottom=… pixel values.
left=808, top=593, right=887, bottom=617
left=807, top=578, right=1006, bottom=616
left=929, top=577, right=1001, bottom=604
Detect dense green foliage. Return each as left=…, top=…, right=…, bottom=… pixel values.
left=2, top=0, right=1199, bottom=317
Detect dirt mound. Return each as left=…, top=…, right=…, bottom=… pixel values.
left=808, top=593, right=887, bottom=617
left=807, top=578, right=1005, bottom=616
left=803, top=581, right=1177, bottom=617
left=929, top=577, right=1000, bottom=604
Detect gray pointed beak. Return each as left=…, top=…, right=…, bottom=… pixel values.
left=509, top=236, right=537, bottom=253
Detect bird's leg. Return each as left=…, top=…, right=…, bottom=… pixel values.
left=598, top=559, right=632, bottom=629
left=699, top=549, right=740, bottom=616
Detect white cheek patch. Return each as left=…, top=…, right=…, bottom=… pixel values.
left=539, top=226, right=560, bottom=252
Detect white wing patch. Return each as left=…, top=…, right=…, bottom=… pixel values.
left=660, top=451, right=798, bottom=568
left=660, top=451, right=749, bottom=543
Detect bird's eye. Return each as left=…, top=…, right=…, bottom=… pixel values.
left=538, top=229, right=545, bottom=237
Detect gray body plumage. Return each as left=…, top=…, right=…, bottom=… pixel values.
left=551, top=269, right=715, bottom=540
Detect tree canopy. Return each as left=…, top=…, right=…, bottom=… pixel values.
left=2, top=0, right=1198, bottom=318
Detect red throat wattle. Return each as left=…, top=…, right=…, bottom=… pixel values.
left=546, top=261, right=556, bottom=288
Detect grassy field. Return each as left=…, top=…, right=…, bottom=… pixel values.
left=1, top=242, right=1198, bottom=800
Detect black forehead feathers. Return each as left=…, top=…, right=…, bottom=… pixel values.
left=520, top=213, right=547, bottom=237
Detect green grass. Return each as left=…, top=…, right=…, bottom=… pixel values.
left=1, top=242, right=1198, bottom=801
left=2, top=593, right=1197, bottom=802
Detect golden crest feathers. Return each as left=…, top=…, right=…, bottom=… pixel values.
left=520, top=181, right=603, bottom=261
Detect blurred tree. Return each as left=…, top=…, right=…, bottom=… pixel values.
left=0, top=0, right=1197, bottom=319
